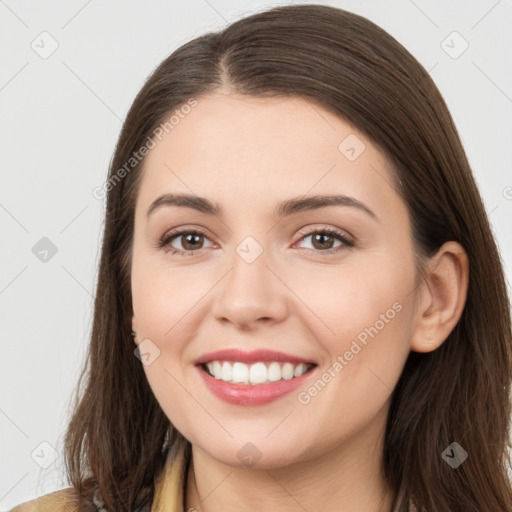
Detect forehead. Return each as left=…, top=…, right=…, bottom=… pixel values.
left=135, top=92, right=400, bottom=219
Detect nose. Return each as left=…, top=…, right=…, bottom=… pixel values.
left=211, top=243, right=289, bottom=331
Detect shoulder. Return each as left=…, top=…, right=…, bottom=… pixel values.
left=9, top=487, right=81, bottom=512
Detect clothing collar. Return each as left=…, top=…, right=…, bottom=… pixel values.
left=152, top=438, right=190, bottom=512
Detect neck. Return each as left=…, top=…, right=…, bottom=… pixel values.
left=185, top=405, right=396, bottom=512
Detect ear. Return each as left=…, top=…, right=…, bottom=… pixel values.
left=410, top=241, right=469, bottom=353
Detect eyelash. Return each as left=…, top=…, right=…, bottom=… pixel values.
left=157, top=227, right=355, bottom=256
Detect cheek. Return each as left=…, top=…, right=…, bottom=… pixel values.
left=131, top=256, right=204, bottom=341
left=131, top=259, right=204, bottom=435
left=294, top=258, right=411, bottom=346
left=290, top=250, right=415, bottom=403
left=292, top=271, right=413, bottom=437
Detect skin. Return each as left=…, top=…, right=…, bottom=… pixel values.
left=131, top=90, right=469, bottom=512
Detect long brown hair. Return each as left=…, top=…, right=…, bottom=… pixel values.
left=63, top=4, right=512, bottom=511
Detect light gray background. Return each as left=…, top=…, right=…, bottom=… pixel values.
left=1, top=0, right=511, bottom=509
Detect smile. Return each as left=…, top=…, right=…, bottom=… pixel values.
left=202, top=360, right=315, bottom=385
left=194, top=348, right=318, bottom=405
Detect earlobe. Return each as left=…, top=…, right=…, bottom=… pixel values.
left=410, top=241, right=469, bottom=353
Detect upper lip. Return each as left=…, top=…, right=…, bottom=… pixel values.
left=195, top=348, right=317, bottom=366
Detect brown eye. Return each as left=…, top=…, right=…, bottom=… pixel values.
left=159, top=229, right=213, bottom=255
left=180, top=232, right=205, bottom=250
left=310, top=233, right=336, bottom=250
left=296, top=228, right=354, bottom=254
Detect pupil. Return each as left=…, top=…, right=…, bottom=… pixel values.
left=184, top=233, right=201, bottom=249
left=314, top=233, right=333, bottom=249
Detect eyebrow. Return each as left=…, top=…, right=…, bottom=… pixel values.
left=146, top=193, right=378, bottom=221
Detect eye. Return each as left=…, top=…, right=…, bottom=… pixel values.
left=294, top=227, right=354, bottom=254
left=158, top=228, right=214, bottom=256
left=157, top=226, right=354, bottom=256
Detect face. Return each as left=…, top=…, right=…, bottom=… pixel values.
left=131, top=91, right=419, bottom=469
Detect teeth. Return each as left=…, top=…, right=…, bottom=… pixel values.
left=249, top=362, right=267, bottom=385
left=232, top=362, right=249, bottom=384
left=204, top=360, right=313, bottom=385
left=268, top=362, right=281, bottom=382
left=293, top=363, right=307, bottom=378
left=282, top=362, right=294, bottom=380
left=221, top=361, right=232, bottom=381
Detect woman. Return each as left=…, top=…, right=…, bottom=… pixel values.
left=11, top=4, right=512, bottom=511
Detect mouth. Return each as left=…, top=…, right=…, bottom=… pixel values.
left=198, top=360, right=317, bottom=386
left=194, top=348, right=319, bottom=404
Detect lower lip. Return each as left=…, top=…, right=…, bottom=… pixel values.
left=196, top=364, right=317, bottom=405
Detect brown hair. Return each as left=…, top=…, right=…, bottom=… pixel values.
left=63, top=4, right=512, bottom=511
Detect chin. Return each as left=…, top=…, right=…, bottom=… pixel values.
left=190, top=433, right=313, bottom=470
